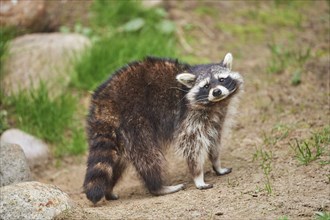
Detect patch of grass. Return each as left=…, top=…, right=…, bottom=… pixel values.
left=55, top=127, right=87, bottom=157
left=267, top=43, right=312, bottom=85
left=216, top=23, right=265, bottom=43
left=5, top=83, right=76, bottom=142
left=263, top=123, right=291, bottom=146
left=267, top=43, right=311, bottom=75
left=72, top=30, right=176, bottom=90
left=278, top=216, right=289, bottom=220
left=4, top=83, right=86, bottom=156
left=194, top=5, right=218, bottom=17
left=242, top=1, right=305, bottom=28
left=291, top=70, right=302, bottom=86
left=253, top=148, right=273, bottom=195
left=72, top=0, right=178, bottom=91
left=253, top=124, right=291, bottom=195
left=0, top=110, right=8, bottom=134
left=0, top=27, right=18, bottom=80
left=290, top=126, right=330, bottom=165
left=0, top=28, right=17, bottom=63
left=315, top=212, right=330, bottom=220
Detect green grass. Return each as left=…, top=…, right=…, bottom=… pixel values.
left=216, top=23, right=265, bottom=43
left=262, top=123, right=291, bottom=147
left=243, top=3, right=304, bottom=28
left=3, top=83, right=86, bottom=157
left=252, top=123, right=292, bottom=195
left=0, top=27, right=18, bottom=83
left=267, top=43, right=311, bottom=75
left=253, top=148, right=273, bottom=195
left=72, top=0, right=178, bottom=91
left=0, top=110, right=8, bottom=134
left=267, top=43, right=312, bottom=86
left=290, top=127, right=330, bottom=165
left=72, top=30, right=176, bottom=90
left=194, top=5, right=218, bottom=17
left=315, top=212, right=330, bottom=220
left=0, top=27, right=17, bottom=64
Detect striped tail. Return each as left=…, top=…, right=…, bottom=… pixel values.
left=83, top=137, right=118, bottom=204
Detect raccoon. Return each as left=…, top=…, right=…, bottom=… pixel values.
left=83, top=53, right=243, bottom=204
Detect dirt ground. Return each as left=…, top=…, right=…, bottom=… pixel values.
left=33, top=1, right=329, bottom=219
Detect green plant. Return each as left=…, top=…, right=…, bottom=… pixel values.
left=0, top=27, right=18, bottom=79
left=267, top=43, right=311, bottom=75
left=0, top=28, right=16, bottom=63
left=6, top=83, right=76, bottom=142
left=55, top=127, right=87, bottom=157
left=253, top=148, right=273, bottom=194
left=4, top=83, right=86, bottom=156
left=0, top=110, right=8, bottom=134
left=278, top=216, right=289, bottom=220
left=290, top=127, right=329, bottom=165
left=72, top=0, right=178, bottom=91
left=315, top=212, right=330, bottom=220
left=243, top=2, right=305, bottom=28
left=291, top=70, right=302, bottom=85
left=262, top=123, right=291, bottom=147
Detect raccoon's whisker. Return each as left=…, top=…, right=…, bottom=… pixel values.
left=196, top=95, right=209, bottom=100
left=196, top=97, right=210, bottom=102
left=170, top=87, right=189, bottom=92
left=175, top=93, right=189, bottom=106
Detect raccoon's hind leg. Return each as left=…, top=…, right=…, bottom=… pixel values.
left=131, top=148, right=185, bottom=196
left=209, top=147, right=232, bottom=176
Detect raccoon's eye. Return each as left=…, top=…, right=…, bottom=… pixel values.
left=219, top=77, right=225, bottom=82
left=203, top=84, right=210, bottom=89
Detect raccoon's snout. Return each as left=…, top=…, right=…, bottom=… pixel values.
left=212, top=88, right=222, bottom=97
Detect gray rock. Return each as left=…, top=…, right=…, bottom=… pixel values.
left=0, top=0, right=48, bottom=32
left=0, top=143, right=32, bottom=187
left=0, top=181, right=75, bottom=220
left=1, top=33, right=91, bottom=96
left=0, top=129, right=49, bottom=168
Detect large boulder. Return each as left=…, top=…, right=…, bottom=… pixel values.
left=0, top=129, right=49, bottom=168
left=0, top=0, right=48, bottom=32
left=0, top=143, right=32, bottom=187
left=0, top=181, right=75, bottom=220
left=1, top=33, right=91, bottom=96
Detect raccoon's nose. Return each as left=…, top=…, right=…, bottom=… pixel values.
left=212, top=89, right=222, bottom=97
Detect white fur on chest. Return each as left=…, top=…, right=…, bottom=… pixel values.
left=175, top=109, right=224, bottom=159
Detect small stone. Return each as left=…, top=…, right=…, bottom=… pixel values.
left=0, top=181, right=75, bottom=220
left=0, top=143, right=32, bottom=187
left=215, top=211, right=224, bottom=216
left=0, top=129, right=49, bottom=167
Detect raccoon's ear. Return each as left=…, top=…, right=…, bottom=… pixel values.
left=176, top=73, right=196, bottom=88
left=222, top=52, right=233, bottom=70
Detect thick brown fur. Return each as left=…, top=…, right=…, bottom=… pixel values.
left=83, top=56, right=243, bottom=204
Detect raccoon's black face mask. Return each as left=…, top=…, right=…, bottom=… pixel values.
left=176, top=53, right=243, bottom=107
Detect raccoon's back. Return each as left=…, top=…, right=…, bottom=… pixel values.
left=89, top=57, right=191, bottom=142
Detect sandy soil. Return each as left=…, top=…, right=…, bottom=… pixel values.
left=33, top=1, right=329, bottom=219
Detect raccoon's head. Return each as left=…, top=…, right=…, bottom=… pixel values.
left=176, top=53, right=243, bottom=107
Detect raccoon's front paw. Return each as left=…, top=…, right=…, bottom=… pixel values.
left=213, top=166, right=232, bottom=176
left=105, top=193, right=119, bottom=200
left=196, top=183, right=213, bottom=190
